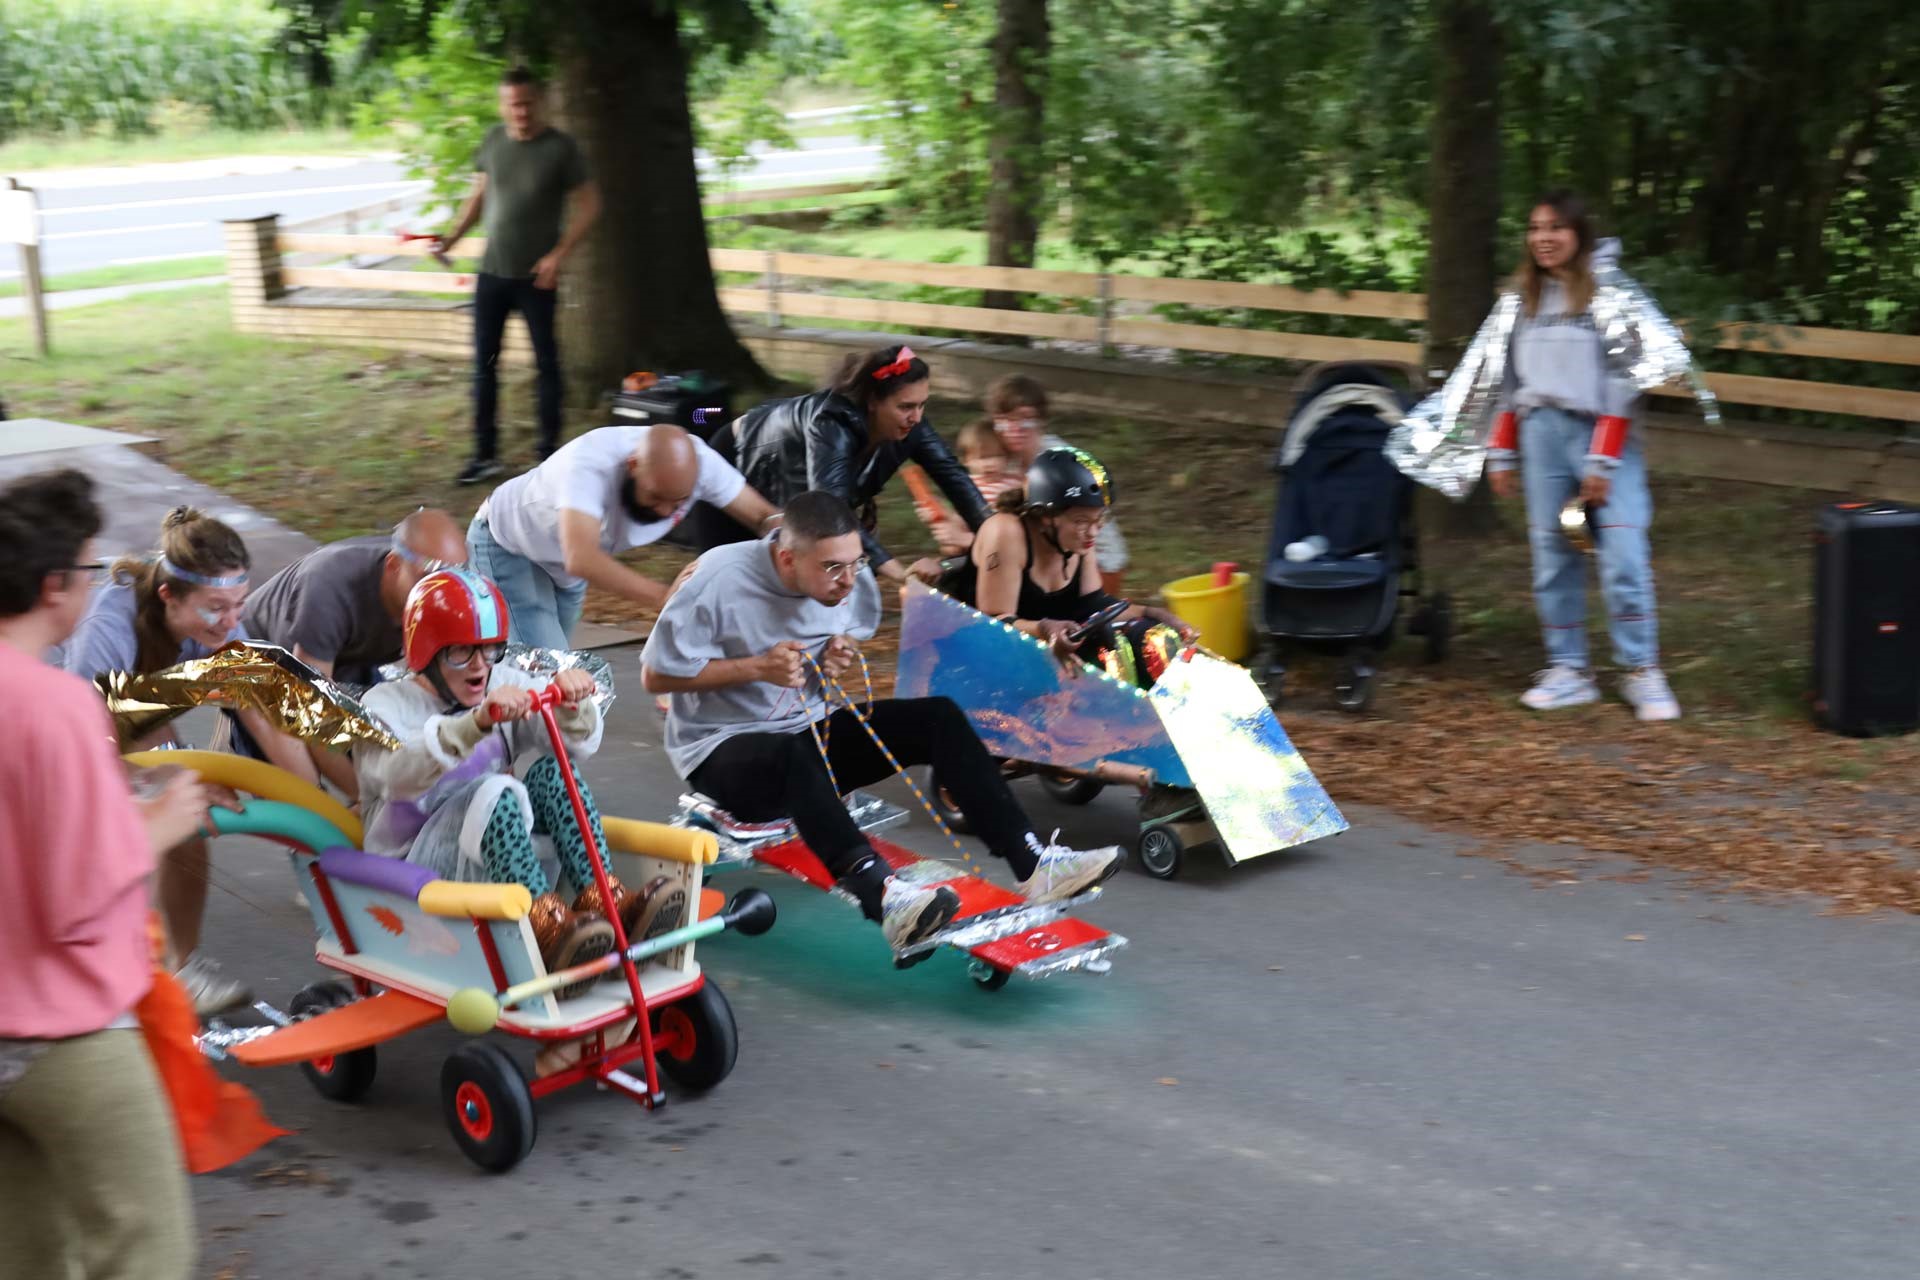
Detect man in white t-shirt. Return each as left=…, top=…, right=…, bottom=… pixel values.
left=469, top=424, right=778, bottom=649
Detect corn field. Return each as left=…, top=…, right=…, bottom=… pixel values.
left=0, top=0, right=358, bottom=139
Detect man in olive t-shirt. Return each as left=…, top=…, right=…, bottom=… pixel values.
left=438, top=65, right=602, bottom=486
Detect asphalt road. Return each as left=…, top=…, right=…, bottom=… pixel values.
left=7, top=135, right=883, bottom=280
left=188, top=672, right=1920, bottom=1280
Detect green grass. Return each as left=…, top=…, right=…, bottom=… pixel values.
left=0, top=126, right=373, bottom=174
left=0, top=255, right=227, bottom=301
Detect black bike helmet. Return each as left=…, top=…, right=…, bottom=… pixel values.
left=1023, top=447, right=1114, bottom=514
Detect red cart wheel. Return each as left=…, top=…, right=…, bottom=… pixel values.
left=290, top=980, right=377, bottom=1102
left=440, top=1042, right=535, bottom=1172
left=652, top=981, right=739, bottom=1092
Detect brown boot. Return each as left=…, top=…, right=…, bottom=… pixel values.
left=624, top=875, right=689, bottom=946
left=572, top=875, right=632, bottom=929
left=529, top=892, right=617, bottom=1002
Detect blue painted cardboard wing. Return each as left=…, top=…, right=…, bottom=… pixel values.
left=893, top=583, right=1346, bottom=862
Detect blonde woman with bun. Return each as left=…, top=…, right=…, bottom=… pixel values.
left=60, top=506, right=314, bottom=1017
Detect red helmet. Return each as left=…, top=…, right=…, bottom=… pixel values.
left=403, top=568, right=510, bottom=672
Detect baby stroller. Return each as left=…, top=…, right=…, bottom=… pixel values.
left=1260, top=361, right=1452, bottom=712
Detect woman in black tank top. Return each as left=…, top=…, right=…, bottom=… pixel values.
left=947, top=449, right=1191, bottom=676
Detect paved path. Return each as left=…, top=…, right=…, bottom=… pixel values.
left=24, top=441, right=1916, bottom=1280
left=5, top=134, right=884, bottom=281
left=188, top=668, right=1920, bottom=1280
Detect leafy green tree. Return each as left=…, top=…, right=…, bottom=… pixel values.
left=321, top=0, right=778, bottom=394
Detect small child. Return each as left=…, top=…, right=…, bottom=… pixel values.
left=986, top=375, right=1130, bottom=594
left=956, top=418, right=1022, bottom=507
left=356, top=569, right=676, bottom=993
left=907, top=418, right=1021, bottom=555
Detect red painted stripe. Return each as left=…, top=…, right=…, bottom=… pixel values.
left=968, top=916, right=1113, bottom=971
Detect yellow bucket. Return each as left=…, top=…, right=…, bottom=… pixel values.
left=1161, top=571, right=1251, bottom=662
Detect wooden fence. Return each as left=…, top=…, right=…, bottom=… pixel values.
left=223, top=211, right=1920, bottom=433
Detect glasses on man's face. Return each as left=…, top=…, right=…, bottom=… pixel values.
left=71, top=560, right=106, bottom=573
left=441, top=642, right=508, bottom=670
left=818, top=555, right=870, bottom=582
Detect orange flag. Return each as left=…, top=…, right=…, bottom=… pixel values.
left=137, top=918, right=288, bottom=1173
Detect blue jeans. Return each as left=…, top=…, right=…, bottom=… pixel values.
left=1518, top=407, right=1659, bottom=670
left=467, top=516, right=585, bottom=652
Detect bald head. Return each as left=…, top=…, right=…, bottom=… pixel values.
left=395, top=508, right=468, bottom=568
left=623, top=425, right=701, bottom=521
left=383, top=507, right=468, bottom=620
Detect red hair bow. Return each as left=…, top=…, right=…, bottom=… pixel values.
left=871, top=346, right=918, bottom=380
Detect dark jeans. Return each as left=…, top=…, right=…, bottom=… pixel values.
left=674, top=500, right=756, bottom=552
left=688, top=697, right=1041, bottom=898
left=473, top=271, right=561, bottom=460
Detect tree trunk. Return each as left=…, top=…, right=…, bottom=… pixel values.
left=983, top=0, right=1050, bottom=314
left=551, top=0, right=767, bottom=408
left=1426, top=0, right=1503, bottom=535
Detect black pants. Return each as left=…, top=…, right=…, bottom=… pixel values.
left=674, top=499, right=757, bottom=552
left=688, top=697, right=1040, bottom=904
left=473, top=271, right=561, bottom=460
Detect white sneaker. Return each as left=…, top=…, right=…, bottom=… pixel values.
left=176, top=952, right=252, bottom=1018
left=1619, top=666, right=1681, bottom=722
left=880, top=878, right=961, bottom=954
left=1519, top=666, right=1599, bottom=711
left=1015, top=832, right=1124, bottom=904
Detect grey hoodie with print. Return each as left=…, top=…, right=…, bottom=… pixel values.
left=1489, top=237, right=1642, bottom=476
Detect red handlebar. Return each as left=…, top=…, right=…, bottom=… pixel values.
left=486, top=684, right=567, bottom=724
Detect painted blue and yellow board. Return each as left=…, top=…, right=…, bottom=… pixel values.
left=893, top=583, right=1347, bottom=863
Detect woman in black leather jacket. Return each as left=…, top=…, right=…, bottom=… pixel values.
left=689, top=344, right=991, bottom=584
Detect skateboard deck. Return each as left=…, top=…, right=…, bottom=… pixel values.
left=229, top=990, right=441, bottom=1067
left=747, top=834, right=1125, bottom=981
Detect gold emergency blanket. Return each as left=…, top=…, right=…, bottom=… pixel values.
left=99, top=642, right=401, bottom=752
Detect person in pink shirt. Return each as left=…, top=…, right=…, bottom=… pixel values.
left=0, top=468, right=209, bottom=1280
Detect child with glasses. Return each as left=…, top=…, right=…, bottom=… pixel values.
left=355, top=569, right=660, bottom=989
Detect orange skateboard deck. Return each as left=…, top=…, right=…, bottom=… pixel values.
left=230, top=990, right=441, bottom=1067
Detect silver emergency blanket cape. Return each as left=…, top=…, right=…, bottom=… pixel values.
left=1386, top=244, right=1722, bottom=499
left=892, top=582, right=1346, bottom=862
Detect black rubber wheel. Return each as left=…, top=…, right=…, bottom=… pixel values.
left=1423, top=591, right=1453, bottom=664
left=290, top=980, right=377, bottom=1103
left=1334, top=666, right=1377, bottom=714
left=1261, top=659, right=1287, bottom=708
left=1336, top=667, right=1382, bottom=717
left=970, top=962, right=1012, bottom=992
left=441, top=1042, right=536, bottom=1173
left=1137, top=826, right=1185, bottom=880
left=653, top=980, right=740, bottom=1092
left=924, top=768, right=972, bottom=835
left=1038, top=770, right=1105, bottom=806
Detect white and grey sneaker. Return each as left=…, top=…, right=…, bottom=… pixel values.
left=1519, top=666, right=1600, bottom=711
left=881, top=878, right=961, bottom=955
left=176, top=952, right=252, bottom=1018
left=1015, top=832, right=1124, bottom=905
left=1619, top=666, right=1681, bottom=722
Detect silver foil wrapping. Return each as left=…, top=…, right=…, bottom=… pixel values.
left=1383, top=293, right=1518, bottom=500
left=675, top=789, right=910, bottom=866
left=1590, top=257, right=1723, bottom=427
left=1387, top=268, right=1720, bottom=500
left=373, top=643, right=617, bottom=719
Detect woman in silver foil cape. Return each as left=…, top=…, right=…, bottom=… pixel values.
left=1421, top=191, right=1689, bottom=722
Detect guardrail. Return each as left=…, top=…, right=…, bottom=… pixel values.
left=227, top=214, right=1920, bottom=430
